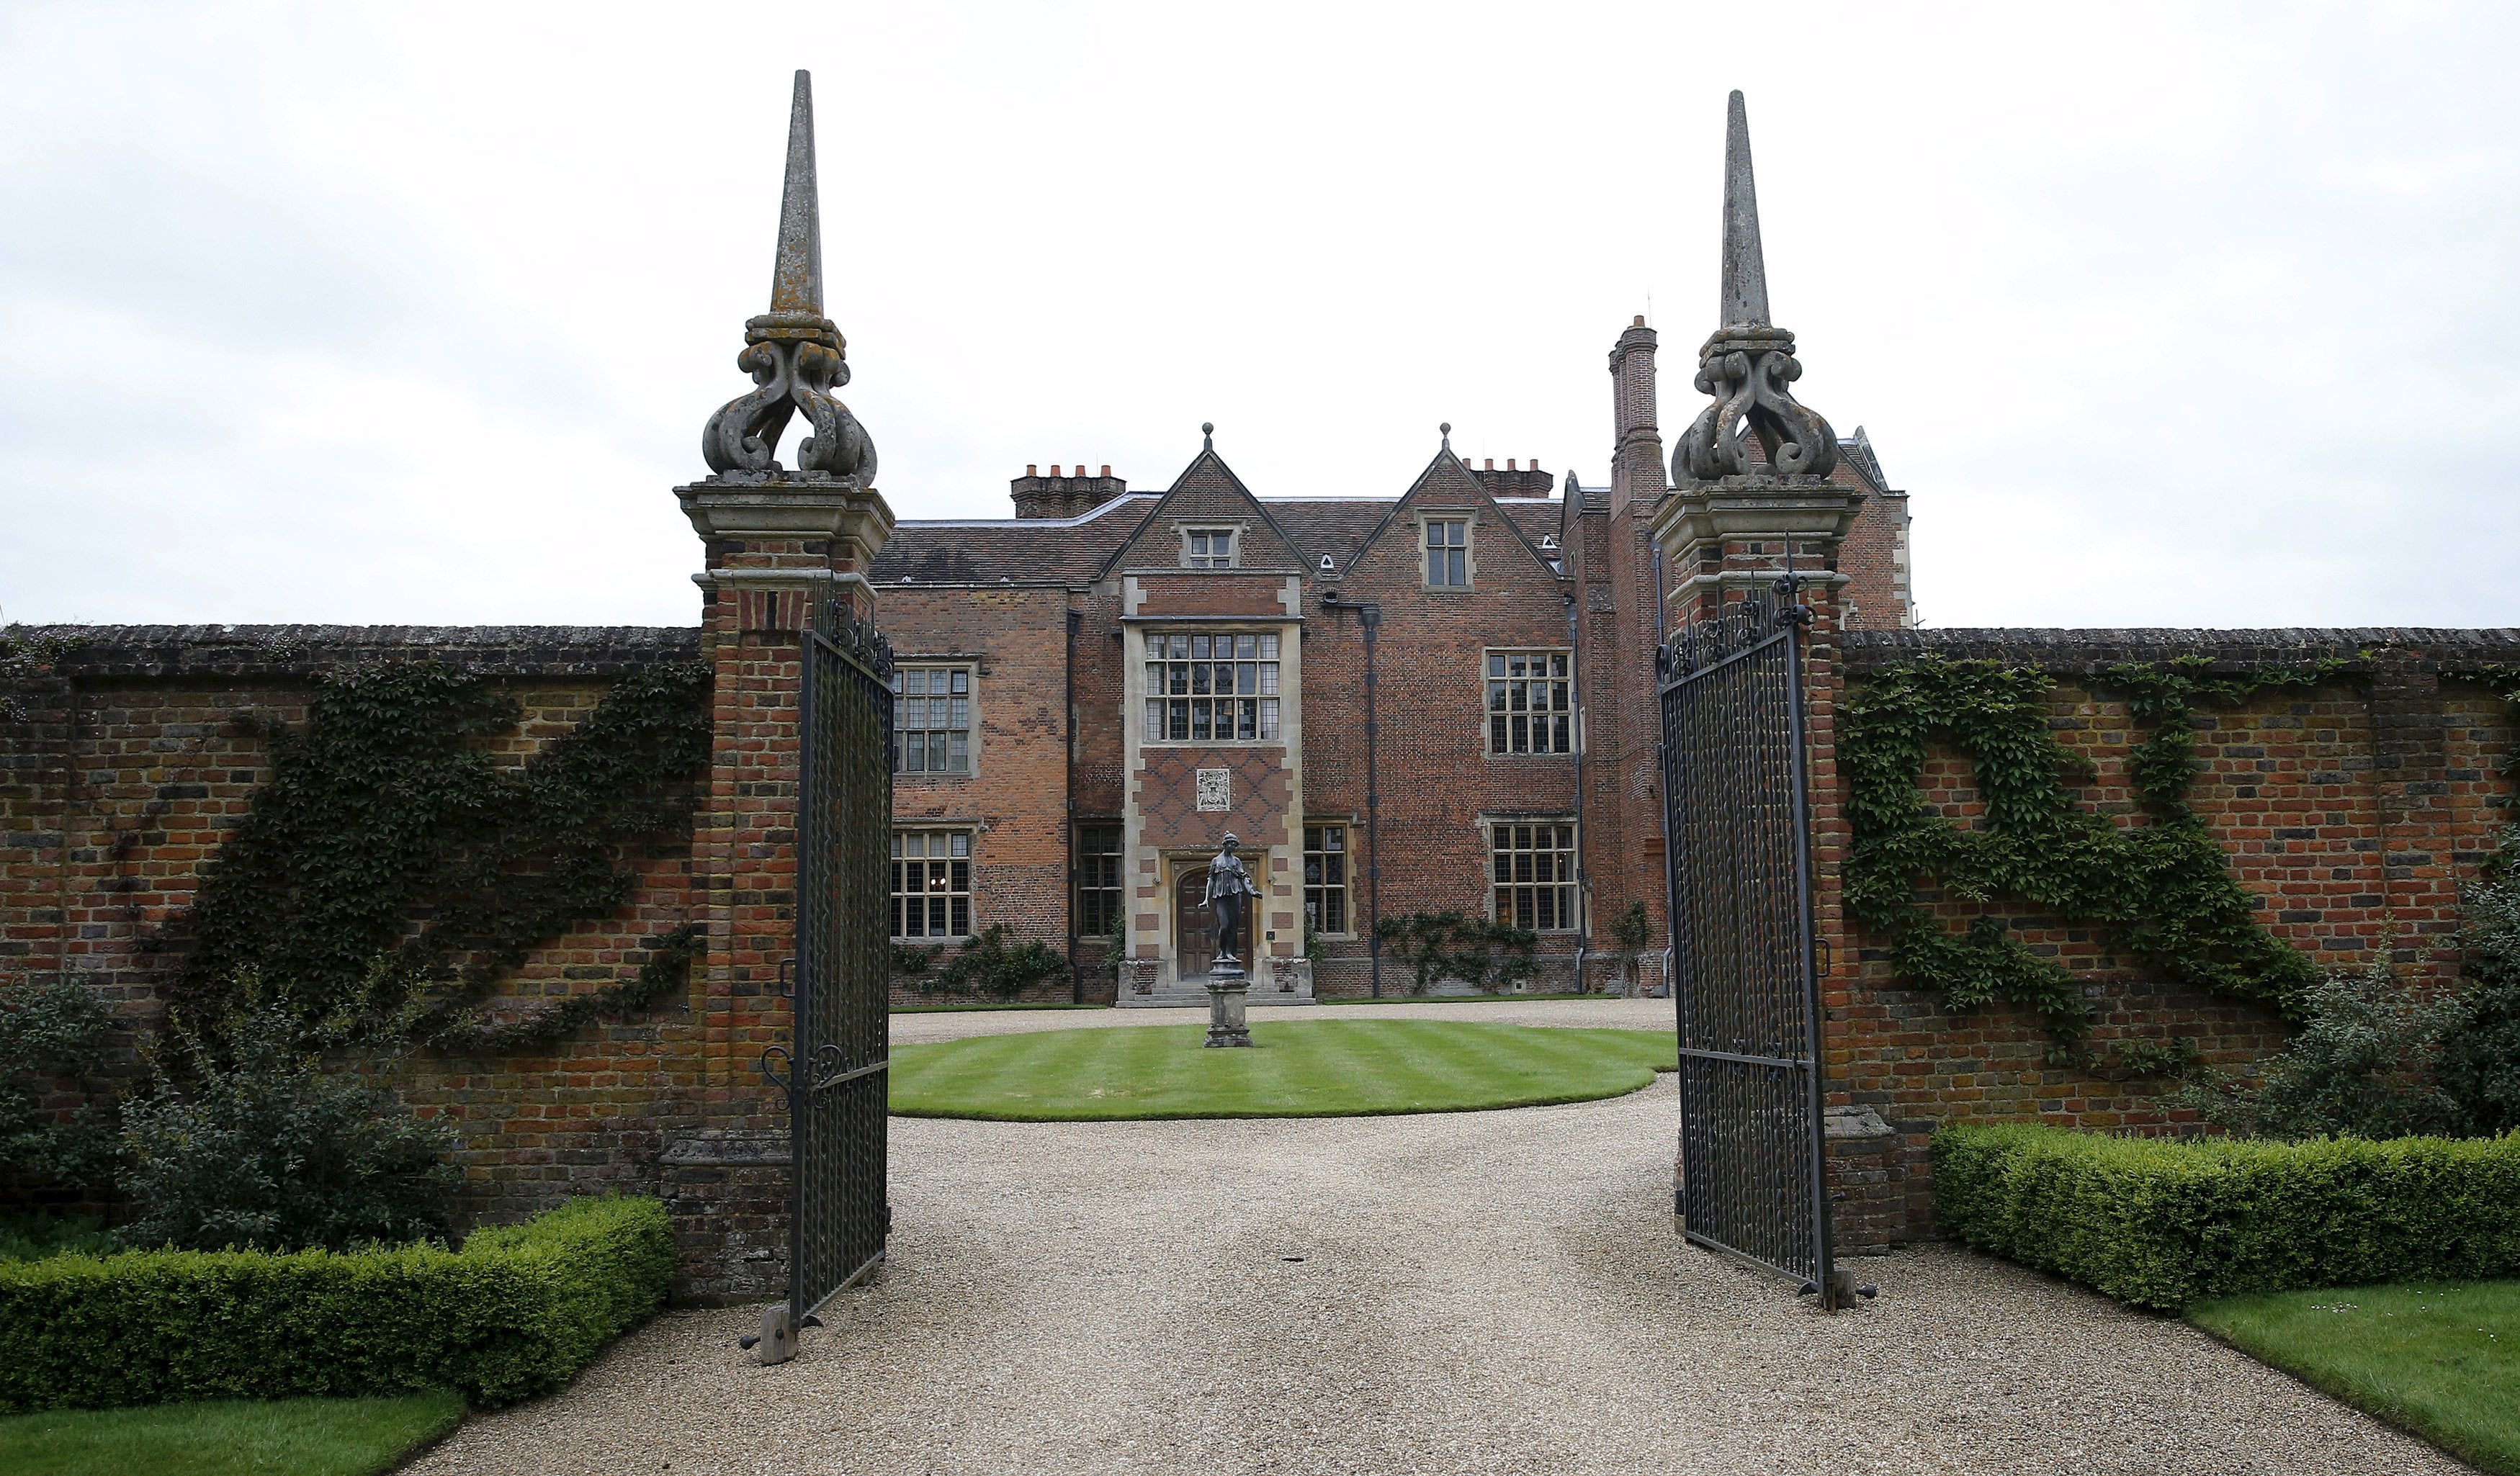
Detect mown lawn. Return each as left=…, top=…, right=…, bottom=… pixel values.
left=0, top=1392, right=465, bottom=1476
left=2189, top=1280, right=2520, bottom=1475
left=889, top=1020, right=1676, bottom=1120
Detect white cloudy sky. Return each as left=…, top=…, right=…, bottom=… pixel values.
left=3, top=1, right=2515, bottom=629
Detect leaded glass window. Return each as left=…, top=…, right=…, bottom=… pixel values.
left=1491, top=821, right=1577, bottom=932
left=892, top=830, right=972, bottom=939
left=1185, top=529, right=1236, bottom=568
left=1076, top=823, right=1124, bottom=937
left=1144, top=631, right=1281, bottom=744
left=891, top=666, right=972, bottom=774
left=1304, top=824, right=1348, bottom=935
left=1487, top=649, right=1573, bottom=755
left=1425, top=519, right=1468, bottom=587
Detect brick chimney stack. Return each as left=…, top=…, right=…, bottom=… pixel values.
left=1607, top=315, right=1664, bottom=520
left=1011, top=463, right=1128, bottom=519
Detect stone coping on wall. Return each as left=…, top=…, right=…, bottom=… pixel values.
left=1842, top=627, right=2520, bottom=677
left=14, top=624, right=704, bottom=680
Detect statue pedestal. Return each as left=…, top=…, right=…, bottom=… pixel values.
left=1203, top=974, right=1252, bottom=1048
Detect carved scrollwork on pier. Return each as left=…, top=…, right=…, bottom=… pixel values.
left=1675, top=325, right=1839, bottom=485
left=701, top=311, right=879, bottom=480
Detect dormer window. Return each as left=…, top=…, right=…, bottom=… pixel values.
left=1185, top=528, right=1237, bottom=569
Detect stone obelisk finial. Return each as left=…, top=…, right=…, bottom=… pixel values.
left=769, top=70, right=823, bottom=318
left=700, top=69, right=875, bottom=481
left=1720, top=91, right=1770, bottom=330
left=1675, top=90, right=1835, bottom=483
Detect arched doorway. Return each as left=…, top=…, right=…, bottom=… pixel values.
left=1173, top=865, right=1216, bottom=980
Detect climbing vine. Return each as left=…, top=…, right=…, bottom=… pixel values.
left=1373, top=912, right=1539, bottom=994
left=174, top=660, right=712, bottom=1049
left=1842, top=654, right=2342, bottom=1061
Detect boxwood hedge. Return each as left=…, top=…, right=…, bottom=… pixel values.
left=1933, top=1122, right=2520, bottom=1310
left=0, top=1194, right=672, bottom=1410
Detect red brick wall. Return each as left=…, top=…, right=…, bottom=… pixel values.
left=1821, top=629, right=2520, bottom=1248
left=0, top=627, right=714, bottom=1253
left=882, top=587, right=1080, bottom=1006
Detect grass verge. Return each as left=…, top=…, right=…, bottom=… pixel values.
left=1314, top=991, right=1619, bottom=1006
left=889, top=1020, right=1675, bottom=1120
left=2188, top=1280, right=2520, bottom=1475
left=891, top=1001, right=1110, bottom=1014
left=0, top=1391, right=464, bottom=1476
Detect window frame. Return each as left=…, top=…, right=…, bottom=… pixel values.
left=1180, top=523, right=1244, bottom=570
left=890, top=663, right=977, bottom=776
left=1421, top=514, right=1473, bottom=590
left=891, top=828, right=975, bottom=942
left=1302, top=822, right=1353, bottom=938
left=1487, top=819, right=1579, bottom=933
left=1484, top=647, right=1575, bottom=757
left=1140, top=629, right=1283, bottom=747
left=1075, top=822, right=1124, bottom=940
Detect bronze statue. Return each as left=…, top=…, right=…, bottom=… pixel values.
left=1204, top=834, right=1258, bottom=972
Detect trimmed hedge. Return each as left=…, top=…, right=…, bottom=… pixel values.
left=0, top=1194, right=672, bottom=1411
left=1933, top=1122, right=2520, bottom=1310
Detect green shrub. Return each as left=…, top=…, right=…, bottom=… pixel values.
left=117, top=991, right=459, bottom=1254
left=0, top=973, right=120, bottom=1193
left=0, top=1214, right=115, bottom=1263
left=933, top=925, right=1069, bottom=1001
left=1932, top=1122, right=2520, bottom=1310
left=0, top=1194, right=673, bottom=1410
left=2178, top=955, right=2464, bottom=1141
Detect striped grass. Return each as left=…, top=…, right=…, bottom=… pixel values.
left=888, top=1020, right=1675, bottom=1120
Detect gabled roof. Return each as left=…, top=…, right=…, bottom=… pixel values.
left=1344, top=444, right=1567, bottom=585
left=1095, top=445, right=1309, bottom=579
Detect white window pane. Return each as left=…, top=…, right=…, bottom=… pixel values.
left=1257, top=633, right=1278, bottom=659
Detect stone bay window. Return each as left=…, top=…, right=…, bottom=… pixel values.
left=1144, top=631, right=1281, bottom=743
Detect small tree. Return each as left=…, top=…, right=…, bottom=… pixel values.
left=1372, top=912, right=1540, bottom=995
left=1607, top=901, right=1651, bottom=996
left=2444, top=860, right=2520, bottom=1134
left=117, top=980, right=459, bottom=1252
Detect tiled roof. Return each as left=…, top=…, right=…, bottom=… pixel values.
left=873, top=495, right=1157, bottom=584
left=873, top=492, right=1579, bottom=585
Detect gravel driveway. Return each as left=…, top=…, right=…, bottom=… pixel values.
left=411, top=1004, right=2457, bottom=1475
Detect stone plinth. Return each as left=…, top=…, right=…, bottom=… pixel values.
left=1204, top=979, right=1253, bottom=1048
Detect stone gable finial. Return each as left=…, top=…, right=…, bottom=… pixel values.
left=701, top=70, right=876, bottom=482
left=1676, top=90, right=1837, bottom=485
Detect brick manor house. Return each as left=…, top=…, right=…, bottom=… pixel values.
left=875, top=335, right=1914, bottom=1004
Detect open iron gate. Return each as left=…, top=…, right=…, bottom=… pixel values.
left=1656, top=576, right=1839, bottom=1307
left=757, top=608, right=894, bottom=1358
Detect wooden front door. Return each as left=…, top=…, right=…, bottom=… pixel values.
left=1173, top=865, right=1216, bottom=980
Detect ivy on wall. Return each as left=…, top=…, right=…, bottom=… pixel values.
left=173, top=660, right=712, bottom=1050
left=1842, top=654, right=2340, bottom=1060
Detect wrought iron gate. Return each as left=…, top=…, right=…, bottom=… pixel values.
left=1656, top=575, right=1837, bottom=1306
left=763, top=608, right=894, bottom=1350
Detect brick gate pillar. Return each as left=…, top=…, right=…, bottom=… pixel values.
left=1652, top=88, right=1896, bottom=1264
left=658, top=69, right=895, bottom=1302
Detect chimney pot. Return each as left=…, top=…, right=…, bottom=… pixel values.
left=1484, top=458, right=1495, bottom=470
left=1633, top=314, right=1646, bottom=327
left=1052, top=465, right=1062, bottom=476
left=1100, top=464, right=1111, bottom=477
left=1507, top=459, right=1517, bottom=471
left=1026, top=464, right=1038, bottom=476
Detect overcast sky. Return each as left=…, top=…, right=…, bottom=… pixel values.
left=3, top=2, right=2515, bottom=630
